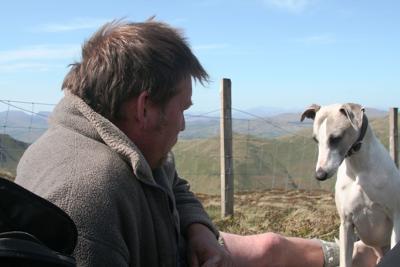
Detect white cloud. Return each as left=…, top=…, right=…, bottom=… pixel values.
left=294, top=33, right=336, bottom=45
left=264, top=0, right=316, bottom=13
left=0, top=45, right=80, bottom=73
left=33, top=18, right=110, bottom=33
left=0, top=45, right=80, bottom=63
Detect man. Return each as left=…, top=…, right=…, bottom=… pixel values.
left=16, top=19, right=231, bottom=267
left=15, top=19, right=371, bottom=267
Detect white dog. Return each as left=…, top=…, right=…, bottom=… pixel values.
left=301, top=103, right=400, bottom=267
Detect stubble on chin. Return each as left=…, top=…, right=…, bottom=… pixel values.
left=152, top=110, right=179, bottom=169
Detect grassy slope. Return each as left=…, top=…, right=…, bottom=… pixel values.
left=0, top=115, right=396, bottom=189
left=198, top=189, right=339, bottom=240
left=174, top=131, right=328, bottom=194
left=0, top=115, right=395, bottom=239
left=0, top=134, right=28, bottom=177
left=174, top=116, right=395, bottom=194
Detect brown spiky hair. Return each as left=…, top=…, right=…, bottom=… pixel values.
left=62, top=18, right=209, bottom=120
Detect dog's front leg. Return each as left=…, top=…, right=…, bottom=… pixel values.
left=340, top=220, right=357, bottom=267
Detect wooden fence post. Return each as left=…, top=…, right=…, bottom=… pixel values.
left=389, top=107, right=399, bottom=168
left=220, top=78, right=234, bottom=217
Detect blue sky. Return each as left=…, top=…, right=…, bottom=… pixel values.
left=0, top=0, right=399, bottom=114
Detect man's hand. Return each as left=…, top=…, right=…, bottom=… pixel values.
left=186, top=223, right=234, bottom=267
left=352, top=240, right=380, bottom=267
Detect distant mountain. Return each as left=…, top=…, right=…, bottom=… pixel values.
left=237, top=106, right=301, bottom=118
left=180, top=107, right=388, bottom=140
left=363, top=107, right=388, bottom=118
left=0, top=110, right=50, bottom=143
left=186, top=106, right=301, bottom=120
left=0, top=106, right=389, bottom=143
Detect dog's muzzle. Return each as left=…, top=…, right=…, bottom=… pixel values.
left=315, top=168, right=329, bottom=181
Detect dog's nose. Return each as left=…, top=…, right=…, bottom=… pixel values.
left=315, top=168, right=328, bottom=181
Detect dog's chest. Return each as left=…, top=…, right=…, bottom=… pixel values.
left=335, top=167, right=392, bottom=216
left=335, top=178, right=392, bottom=246
left=336, top=180, right=374, bottom=215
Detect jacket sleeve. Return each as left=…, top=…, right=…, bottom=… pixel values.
left=168, top=154, right=219, bottom=238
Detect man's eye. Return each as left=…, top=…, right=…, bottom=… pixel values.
left=329, top=136, right=342, bottom=146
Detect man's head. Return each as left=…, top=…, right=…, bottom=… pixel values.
left=62, top=19, right=208, bottom=121
left=63, top=19, right=207, bottom=169
left=122, top=75, right=193, bottom=169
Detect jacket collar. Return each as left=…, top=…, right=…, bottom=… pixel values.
left=54, top=91, right=156, bottom=184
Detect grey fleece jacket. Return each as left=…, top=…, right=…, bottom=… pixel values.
left=15, top=92, right=218, bottom=267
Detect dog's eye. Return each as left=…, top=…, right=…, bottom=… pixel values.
left=329, top=136, right=342, bottom=146
left=313, top=137, right=318, bottom=143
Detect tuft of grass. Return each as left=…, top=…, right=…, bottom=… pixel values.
left=199, top=189, right=339, bottom=241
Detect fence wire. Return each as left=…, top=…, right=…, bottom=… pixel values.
left=0, top=99, right=394, bottom=197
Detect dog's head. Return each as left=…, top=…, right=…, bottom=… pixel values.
left=300, top=103, right=366, bottom=181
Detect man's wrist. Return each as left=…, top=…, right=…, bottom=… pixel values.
left=187, top=223, right=218, bottom=241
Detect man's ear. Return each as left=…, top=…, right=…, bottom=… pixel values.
left=136, top=91, right=150, bottom=126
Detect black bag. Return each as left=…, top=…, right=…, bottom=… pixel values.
left=0, top=176, right=77, bottom=266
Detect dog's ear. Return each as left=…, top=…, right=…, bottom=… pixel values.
left=300, top=104, right=321, bottom=121
left=340, top=103, right=365, bottom=129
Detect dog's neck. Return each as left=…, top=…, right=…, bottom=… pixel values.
left=342, top=126, right=382, bottom=175
left=345, top=115, right=369, bottom=158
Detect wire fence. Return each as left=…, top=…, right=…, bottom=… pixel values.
left=0, top=99, right=393, bottom=195
left=174, top=108, right=331, bottom=195
left=0, top=100, right=54, bottom=177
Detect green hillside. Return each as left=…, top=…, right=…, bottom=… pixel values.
left=173, top=132, right=330, bottom=194
left=173, top=115, right=397, bottom=194
left=0, top=133, right=29, bottom=178
left=370, top=115, right=391, bottom=147
left=0, top=114, right=397, bottom=190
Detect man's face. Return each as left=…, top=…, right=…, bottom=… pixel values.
left=146, top=77, right=192, bottom=168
